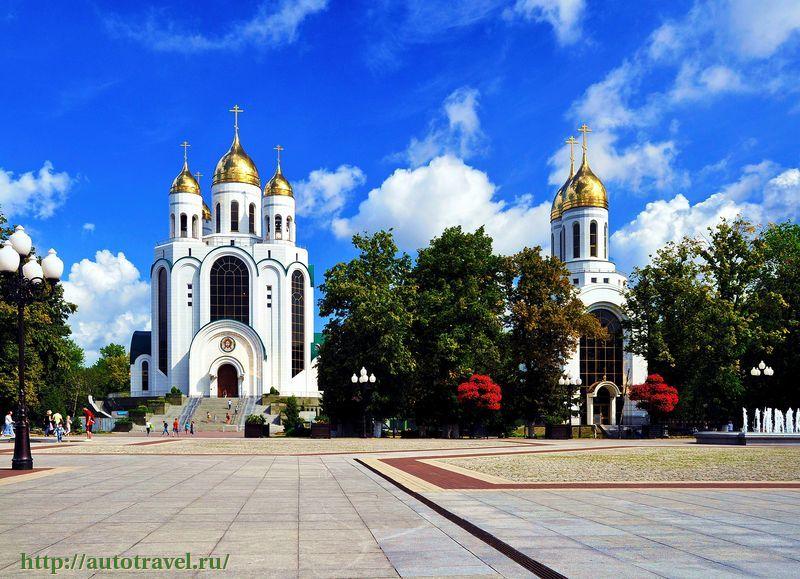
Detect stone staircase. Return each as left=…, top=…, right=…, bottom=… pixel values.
left=194, top=397, right=248, bottom=432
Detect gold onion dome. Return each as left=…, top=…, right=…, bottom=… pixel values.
left=202, top=201, right=211, bottom=221
left=561, top=124, right=607, bottom=213
left=213, top=132, right=261, bottom=187
left=265, top=162, right=293, bottom=197
left=170, top=160, right=201, bottom=195
left=550, top=179, right=568, bottom=221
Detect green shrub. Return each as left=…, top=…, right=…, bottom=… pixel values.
left=286, top=425, right=310, bottom=437
left=245, top=414, right=266, bottom=425
left=269, top=386, right=279, bottom=395
left=170, top=386, right=182, bottom=396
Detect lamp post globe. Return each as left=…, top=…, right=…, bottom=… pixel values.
left=0, top=240, right=20, bottom=272
left=9, top=225, right=32, bottom=256
left=22, top=255, right=44, bottom=283
left=351, top=374, right=358, bottom=384
left=41, top=249, right=64, bottom=280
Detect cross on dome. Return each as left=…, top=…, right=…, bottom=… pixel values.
left=180, top=140, right=191, bottom=162
left=229, top=105, right=244, bottom=133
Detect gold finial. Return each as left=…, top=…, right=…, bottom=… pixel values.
left=229, top=104, right=244, bottom=134
left=578, top=123, right=592, bottom=163
left=274, top=144, right=284, bottom=171
left=565, top=136, right=578, bottom=177
left=180, top=140, right=191, bottom=163
left=194, top=171, right=203, bottom=184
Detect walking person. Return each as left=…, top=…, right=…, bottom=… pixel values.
left=161, top=420, right=169, bottom=436
left=64, top=415, right=71, bottom=438
left=225, top=411, right=231, bottom=424
left=172, top=418, right=179, bottom=436
left=145, top=419, right=152, bottom=436
left=3, top=410, right=13, bottom=437
left=184, top=420, right=190, bottom=435
left=227, top=399, right=232, bottom=411
left=190, top=420, right=195, bottom=436
left=55, top=421, right=64, bottom=443
left=83, top=408, right=95, bottom=440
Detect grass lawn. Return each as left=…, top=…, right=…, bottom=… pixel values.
left=442, top=446, right=800, bottom=482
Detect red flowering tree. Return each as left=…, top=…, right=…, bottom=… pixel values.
left=629, top=374, right=678, bottom=423
left=457, top=374, right=502, bottom=436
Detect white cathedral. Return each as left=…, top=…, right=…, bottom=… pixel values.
left=551, top=126, right=647, bottom=426
left=129, top=107, right=319, bottom=399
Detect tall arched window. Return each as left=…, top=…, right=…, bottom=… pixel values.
left=604, top=223, right=608, bottom=259
left=230, top=201, right=239, bottom=232
left=210, top=256, right=249, bottom=323
left=275, top=215, right=282, bottom=240
left=291, top=270, right=305, bottom=377
left=170, top=214, right=175, bottom=238
left=286, top=216, right=293, bottom=241
left=215, top=204, right=221, bottom=233
left=560, top=228, right=565, bottom=261
left=141, top=360, right=149, bottom=391
left=192, top=215, right=199, bottom=239
left=248, top=203, right=256, bottom=234
left=157, top=268, right=168, bottom=374
left=572, top=221, right=581, bottom=259
left=551, top=233, right=555, bottom=257
left=180, top=213, right=188, bottom=237
left=264, top=217, right=270, bottom=240
left=580, top=308, right=623, bottom=388
left=590, top=220, right=598, bottom=257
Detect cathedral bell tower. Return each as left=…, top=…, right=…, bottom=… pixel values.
left=168, top=141, right=203, bottom=241
left=262, top=145, right=296, bottom=245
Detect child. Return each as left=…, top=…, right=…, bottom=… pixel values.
left=64, top=415, right=71, bottom=438
left=162, top=421, right=169, bottom=436
left=184, top=421, right=190, bottom=435
left=55, top=421, right=64, bottom=443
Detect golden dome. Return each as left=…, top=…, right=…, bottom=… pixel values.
left=213, top=132, right=260, bottom=187
left=561, top=125, right=607, bottom=212
left=170, top=161, right=200, bottom=195
left=202, top=201, right=211, bottom=221
left=562, top=162, right=607, bottom=211
left=550, top=178, right=569, bottom=221
left=265, top=162, right=293, bottom=197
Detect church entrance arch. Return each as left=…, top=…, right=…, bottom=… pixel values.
left=217, top=363, right=238, bottom=398
left=594, top=387, right=611, bottom=424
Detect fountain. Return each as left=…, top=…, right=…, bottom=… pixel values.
left=697, top=406, right=800, bottom=445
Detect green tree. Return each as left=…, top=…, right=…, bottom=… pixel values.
left=282, top=395, right=302, bottom=434
left=411, top=226, right=505, bottom=431
left=318, top=231, right=416, bottom=429
left=86, top=344, right=130, bottom=399
left=624, top=218, right=783, bottom=422
left=504, top=247, right=603, bottom=426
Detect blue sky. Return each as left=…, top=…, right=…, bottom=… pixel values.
left=1, top=0, right=799, bottom=361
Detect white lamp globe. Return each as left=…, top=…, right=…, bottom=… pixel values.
left=576, top=378, right=583, bottom=386
left=351, top=374, right=358, bottom=383
left=558, top=377, right=565, bottom=386
left=9, top=225, right=32, bottom=256
left=765, top=367, right=774, bottom=376
left=359, top=374, right=367, bottom=383
left=369, top=374, right=376, bottom=383
left=360, top=367, right=367, bottom=377
left=0, top=241, right=20, bottom=272
left=41, top=249, right=64, bottom=280
left=750, top=367, right=760, bottom=376
left=22, top=255, right=43, bottom=283
left=758, top=360, right=766, bottom=370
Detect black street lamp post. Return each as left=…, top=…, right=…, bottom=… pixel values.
left=351, top=367, right=376, bottom=438
left=0, top=226, right=64, bottom=470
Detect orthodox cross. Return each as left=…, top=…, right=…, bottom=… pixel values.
left=180, top=140, right=190, bottom=162
left=274, top=144, right=284, bottom=165
left=194, top=171, right=203, bottom=185
left=565, top=136, right=578, bottom=175
left=229, top=105, right=244, bottom=133
left=578, top=123, right=592, bottom=154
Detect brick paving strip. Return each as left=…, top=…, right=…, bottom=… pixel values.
left=369, top=445, right=800, bottom=491
left=0, top=443, right=76, bottom=454
left=0, top=467, right=75, bottom=486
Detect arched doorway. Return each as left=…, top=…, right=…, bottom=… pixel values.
left=594, top=387, right=611, bottom=425
left=217, top=363, right=238, bottom=398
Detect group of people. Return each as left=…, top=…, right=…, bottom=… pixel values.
left=145, top=418, right=195, bottom=436
left=42, top=410, right=72, bottom=442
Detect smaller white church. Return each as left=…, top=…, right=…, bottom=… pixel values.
left=550, top=126, right=647, bottom=426
left=129, top=106, right=319, bottom=399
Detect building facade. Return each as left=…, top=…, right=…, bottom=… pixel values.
left=129, top=111, right=319, bottom=399
left=550, top=126, right=647, bottom=426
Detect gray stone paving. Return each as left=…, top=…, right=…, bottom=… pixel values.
left=0, top=454, right=525, bottom=577
left=425, top=487, right=800, bottom=578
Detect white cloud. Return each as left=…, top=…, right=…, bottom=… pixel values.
left=295, top=165, right=365, bottom=219
left=723, top=0, right=800, bottom=59
left=333, top=155, right=550, bottom=254
left=506, top=0, right=585, bottom=45
left=405, top=87, right=486, bottom=167
left=82, top=223, right=95, bottom=233
left=612, top=162, right=800, bottom=271
left=0, top=161, right=73, bottom=220
left=62, top=250, right=150, bottom=364
left=104, top=0, right=328, bottom=53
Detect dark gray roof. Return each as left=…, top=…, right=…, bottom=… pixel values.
left=129, top=331, right=151, bottom=364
